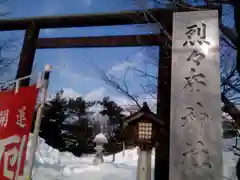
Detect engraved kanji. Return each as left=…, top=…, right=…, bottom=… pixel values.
left=187, top=49, right=206, bottom=66
left=181, top=140, right=211, bottom=169
left=183, top=23, right=211, bottom=47
left=184, top=68, right=207, bottom=92
left=181, top=101, right=210, bottom=136
left=180, top=106, right=197, bottom=127
left=0, top=109, right=9, bottom=128
left=16, top=106, right=26, bottom=128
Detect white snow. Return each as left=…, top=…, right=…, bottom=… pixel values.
left=20, top=135, right=144, bottom=180
left=93, top=133, right=108, bottom=144
left=224, top=151, right=238, bottom=180
left=16, top=134, right=238, bottom=180
left=16, top=110, right=239, bottom=179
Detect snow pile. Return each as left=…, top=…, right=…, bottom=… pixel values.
left=20, top=135, right=151, bottom=180
left=17, top=110, right=239, bottom=179
left=223, top=151, right=238, bottom=180
left=222, top=111, right=238, bottom=179
left=17, top=134, right=238, bottom=180
left=93, top=133, right=108, bottom=144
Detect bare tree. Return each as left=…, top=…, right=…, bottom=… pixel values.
left=85, top=0, right=238, bottom=177
left=89, top=1, right=238, bottom=180
left=0, top=37, right=18, bottom=74
left=93, top=0, right=238, bottom=113
left=0, top=0, right=19, bottom=90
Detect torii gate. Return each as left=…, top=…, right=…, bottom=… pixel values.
left=0, top=5, right=220, bottom=180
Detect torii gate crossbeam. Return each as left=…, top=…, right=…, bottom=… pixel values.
left=0, top=5, right=220, bottom=180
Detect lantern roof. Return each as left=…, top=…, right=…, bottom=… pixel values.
left=124, top=102, right=165, bottom=126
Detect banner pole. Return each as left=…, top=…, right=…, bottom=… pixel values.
left=27, top=64, right=52, bottom=180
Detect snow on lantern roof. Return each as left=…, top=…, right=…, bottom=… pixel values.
left=93, top=133, right=108, bottom=144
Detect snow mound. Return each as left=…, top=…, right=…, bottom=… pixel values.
left=18, top=112, right=238, bottom=179
left=20, top=135, right=145, bottom=180
left=18, top=133, right=239, bottom=180
left=93, top=133, right=108, bottom=144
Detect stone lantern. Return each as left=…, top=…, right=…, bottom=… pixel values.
left=92, top=133, right=108, bottom=165
left=123, top=102, right=165, bottom=180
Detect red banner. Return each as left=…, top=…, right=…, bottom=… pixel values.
left=0, top=85, right=38, bottom=180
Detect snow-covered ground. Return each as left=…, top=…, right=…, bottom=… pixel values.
left=16, top=134, right=238, bottom=180
left=21, top=135, right=144, bottom=180
left=16, top=108, right=238, bottom=179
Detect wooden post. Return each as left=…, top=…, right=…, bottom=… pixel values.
left=233, top=0, right=240, bottom=73
left=16, top=23, right=40, bottom=86
left=155, top=36, right=172, bottom=179
left=27, top=65, right=51, bottom=179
